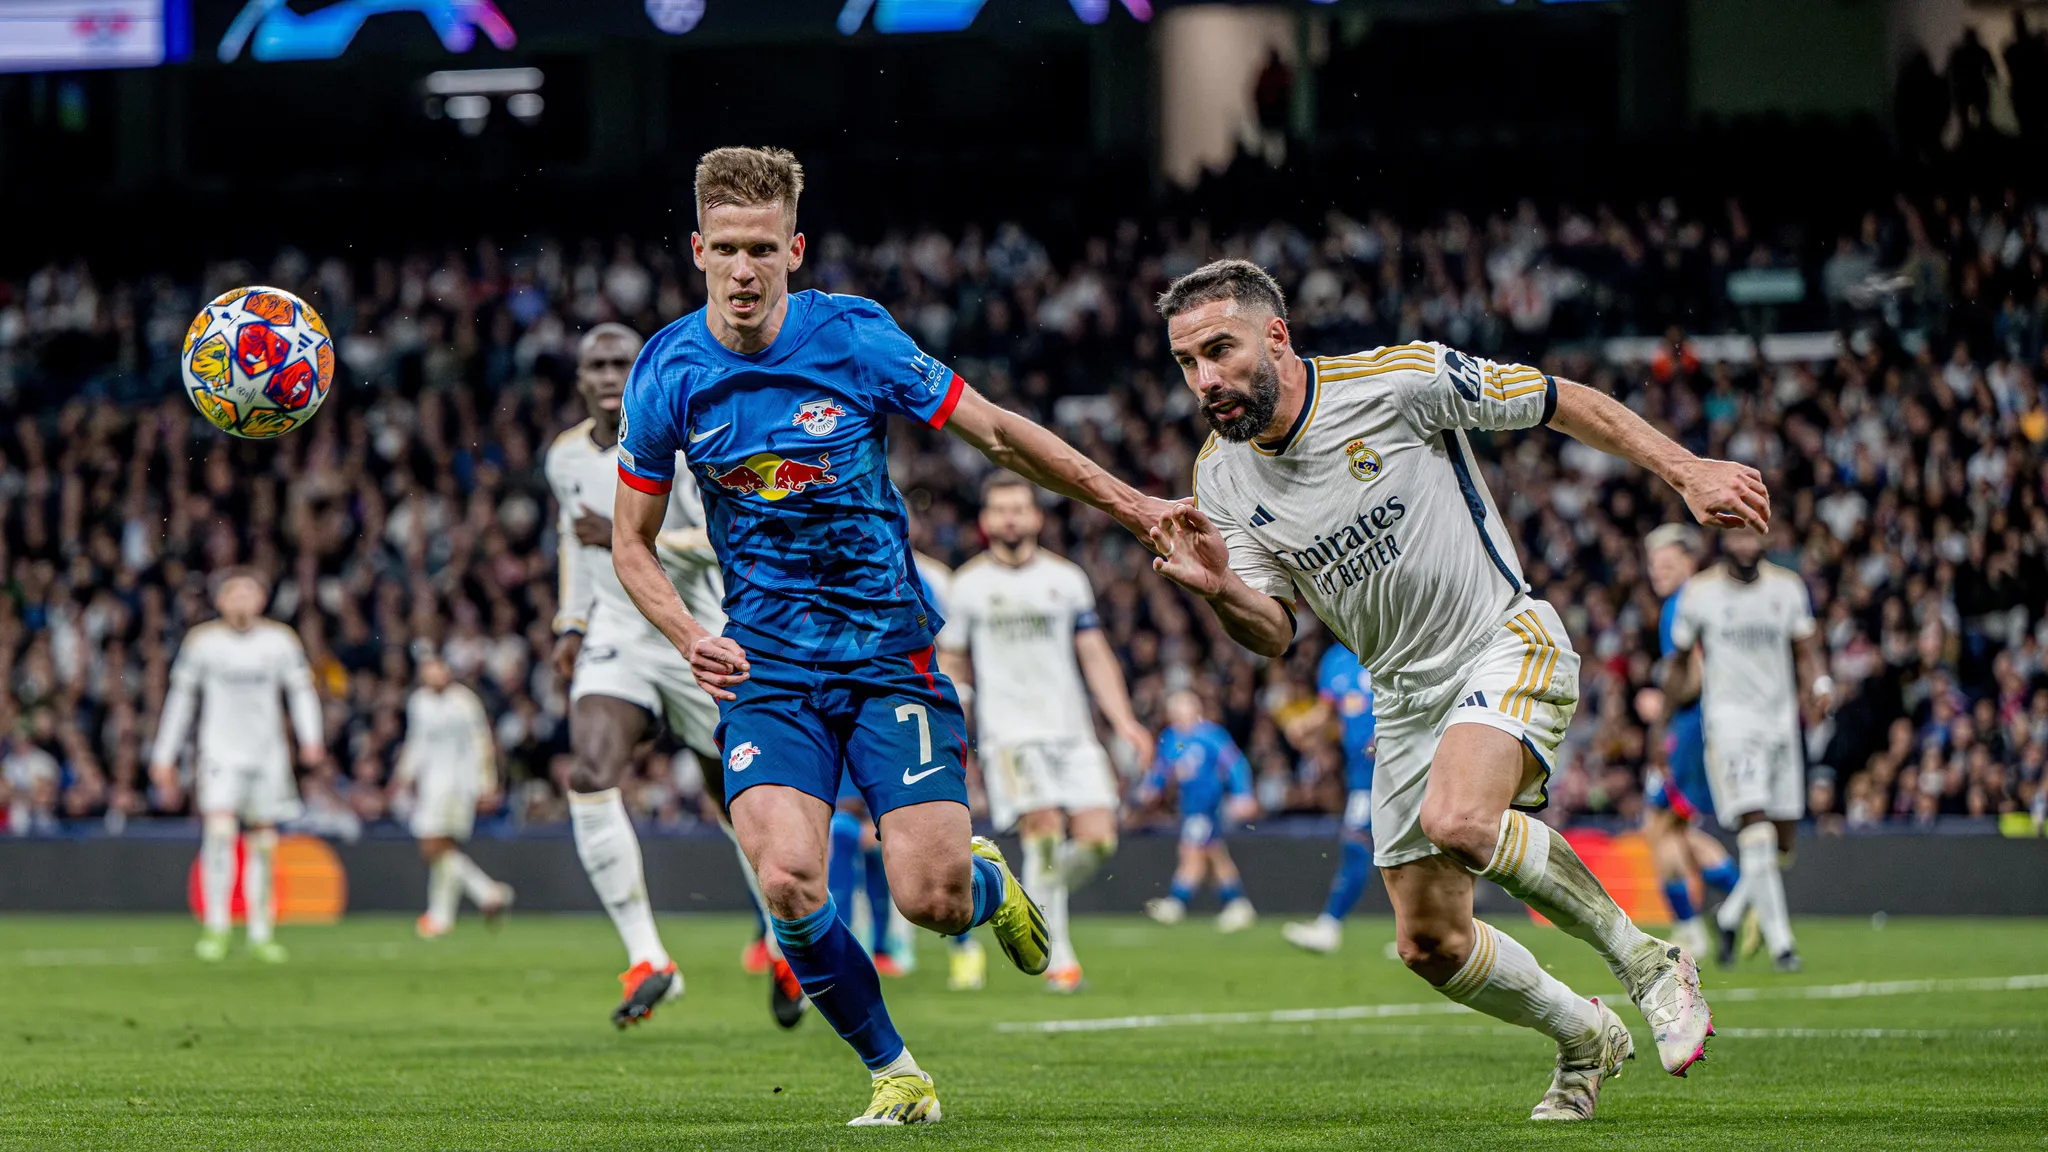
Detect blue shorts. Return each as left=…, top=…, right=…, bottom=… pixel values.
left=1650, top=712, right=1714, bottom=821
left=717, top=645, right=970, bottom=819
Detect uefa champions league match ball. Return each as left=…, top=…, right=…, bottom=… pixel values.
left=178, top=285, right=336, bottom=439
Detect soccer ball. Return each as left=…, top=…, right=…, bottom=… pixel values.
left=179, top=286, right=335, bottom=439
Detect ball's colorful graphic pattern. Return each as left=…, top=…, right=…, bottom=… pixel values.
left=179, top=286, right=335, bottom=439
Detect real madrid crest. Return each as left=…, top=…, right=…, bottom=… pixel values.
left=1345, top=439, right=1383, bottom=483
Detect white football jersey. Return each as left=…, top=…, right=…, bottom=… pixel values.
left=545, top=419, right=726, bottom=640
left=1670, top=562, right=1815, bottom=744
left=940, top=550, right=1100, bottom=746
left=1193, top=343, right=1555, bottom=695
left=151, top=620, right=322, bottom=769
left=915, top=551, right=953, bottom=618
left=396, top=683, right=495, bottom=794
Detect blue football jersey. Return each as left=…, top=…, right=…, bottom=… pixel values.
left=1145, top=721, right=1251, bottom=818
left=1658, top=591, right=1704, bottom=753
left=1317, top=644, right=1376, bottom=792
left=617, top=291, right=965, bottom=664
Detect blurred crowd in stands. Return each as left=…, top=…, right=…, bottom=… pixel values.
left=0, top=178, right=2044, bottom=838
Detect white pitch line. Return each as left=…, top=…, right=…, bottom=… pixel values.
left=7, top=940, right=410, bottom=967
left=1714, top=973, right=2048, bottom=1001
left=997, top=973, right=2048, bottom=1034
left=995, top=1001, right=1473, bottom=1033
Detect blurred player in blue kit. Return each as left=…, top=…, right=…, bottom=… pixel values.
left=1137, top=690, right=1259, bottom=932
left=608, top=146, right=1174, bottom=1128
left=1284, top=644, right=1377, bottom=954
left=1640, top=524, right=1739, bottom=960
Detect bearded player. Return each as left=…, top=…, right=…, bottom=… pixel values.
left=939, top=472, right=1152, bottom=992
left=1149, top=260, right=1767, bottom=1120
left=1670, top=527, right=1829, bottom=973
left=611, top=146, right=1173, bottom=1126
left=545, top=323, right=794, bottom=1030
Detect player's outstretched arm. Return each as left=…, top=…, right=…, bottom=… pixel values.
left=1075, top=629, right=1154, bottom=766
left=945, top=386, right=1177, bottom=545
left=1549, top=380, right=1771, bottom=531
left=612, top=484, right=750, bottom=701
left=1148, top=504, right=1294, bottom=659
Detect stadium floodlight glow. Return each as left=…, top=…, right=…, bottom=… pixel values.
left=423, top=66, right=541, bottom=95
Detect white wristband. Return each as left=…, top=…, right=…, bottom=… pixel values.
left=1811, top=675, right=1835, bottom=698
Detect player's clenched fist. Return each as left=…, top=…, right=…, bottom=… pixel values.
left=1675, top=457, right=1771, bottom=532
left=1148, top=502, right=1233, bottom=599
left=689, top=635, right=752, bottom=701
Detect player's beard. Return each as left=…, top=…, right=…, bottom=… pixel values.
left=1202, top=352, right=1282, bottom=442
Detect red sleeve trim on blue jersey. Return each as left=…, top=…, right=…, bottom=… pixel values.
left=927, top=373, right=967, bottom=429
left=617, top=463, right=673, bottom=495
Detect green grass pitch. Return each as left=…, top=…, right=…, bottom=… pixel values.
left=3, top=912, right=2043, bottom=1150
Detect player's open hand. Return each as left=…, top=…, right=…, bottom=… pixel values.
left=1676, top=457, right=1771, bottom=532
left=689, top=635, right=752, bottom=701
left=1148, top=502, right=1232, bottom=599
left=572, top=508, right=613, bottom=549
left=550, top=632, right=583, bottom=684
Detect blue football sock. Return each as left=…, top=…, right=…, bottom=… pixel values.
left=1322, top=840, right=1373, bottom=922
left=966, top=854, right=1006, bottom=929
left=1663, top=879, right=1697, bottom=923
left=827, top=812, right=862, bottom=935
left=1701, top=859, right=1739, bottom=895
left=1169, top=879, right=1195, bottom=904
left=1218, top=879, right=1244, bottom=905
left=772, top=900, right=904, bottom=1071
left=862, top=845, right=893, bottom=955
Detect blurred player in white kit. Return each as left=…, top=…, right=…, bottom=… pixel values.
left=149, top=571, right=324, bottom=963
left=391, top=656, right=512, bottom=938
left=545, top=323, right=792, bottom=1029
left=938, top=473, right=1152, bottom=992
left=1669, top=528, right=1830, bottom=972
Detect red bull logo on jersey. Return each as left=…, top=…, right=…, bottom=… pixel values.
left=792, top=398, right=847, bottom=436
left=704, top=452, right=839, bottom=501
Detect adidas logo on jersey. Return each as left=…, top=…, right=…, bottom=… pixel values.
left=1458, top=690, right=1490, bottom=710
left=1249, top=504, right=1277, bottom=527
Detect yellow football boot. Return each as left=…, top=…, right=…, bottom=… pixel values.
left=970, top=837, right=1049, bottom=976
left=848, top=1072, right=941, bottom=1126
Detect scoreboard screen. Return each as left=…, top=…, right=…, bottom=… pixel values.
left=0, top=0, right=190, bottom=72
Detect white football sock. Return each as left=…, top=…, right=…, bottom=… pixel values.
left=449, top=851, right=499, bottom=907
left=244, top=829, right=277, bottom=945
left=1478, top=810, right=1661, bottom=991
left=1735, top=823, right=1794, bottom=955
left=1714, top=868, right=1752, bottom=933
left=1437, top=918, right=1602, bottom=1049
left=427, top=853, right=462, bottom=927
left=1025, top=835, right=1075, bottom=971
left=571, top=789, right=669, bottom=969
left=872, top=1047, right=923, bottom=1081
left=1056, top=835, right=1116, bottom=890
left=199, top=815, right=237, bottom=934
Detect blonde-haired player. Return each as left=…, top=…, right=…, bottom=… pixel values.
left=939, top=472, right=1152, bottom=992
left=1149, top=259, right=1768, bottom=1120
left=149, top=571, right=324, bottom=963
left=392, top=656, right=512, bottom=938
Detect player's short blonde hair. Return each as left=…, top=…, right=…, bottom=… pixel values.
left=1644, top=523, right=1701, bottom=557
left=694, top=146, right=805, bottom=230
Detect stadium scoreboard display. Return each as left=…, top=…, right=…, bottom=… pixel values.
left=0, top=0, right=193, bottom=72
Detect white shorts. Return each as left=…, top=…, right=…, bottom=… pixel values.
left=1371, top=600, right=1580, bottom=869
left=197, top=756, right=302, bottom=826
left=409, top=778, right=478, bottom=841
left=569, top=624, right=718, bottom=754
left=1705, top=728, right=1804, bottom=829
left=981, top=738, right=1119, bottom=832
